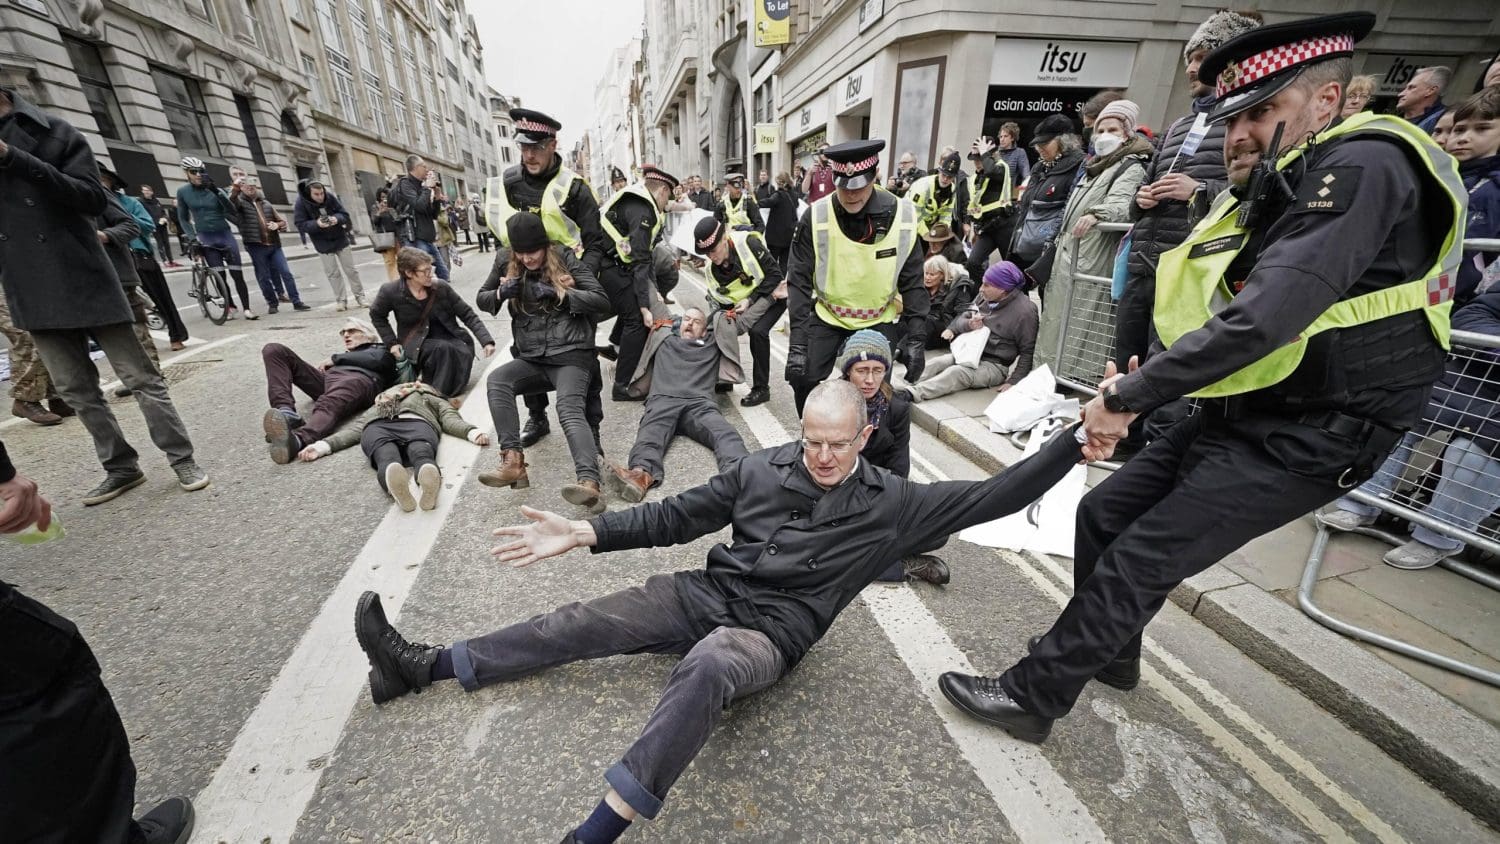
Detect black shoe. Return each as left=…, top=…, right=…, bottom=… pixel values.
left=264, top=408, right=302, bottom=464
left=938, top=672, right=1053, bottom=743
left=740, top=386, right=770, bottom=407
left=611, top=386, right=643, bottom=402
left=82, top=471, right=147, bottom=506
left=267, top=305, right=279, bottom=315
left=520, top=415, right=551, bottom=448
left=354, top=591, right=440, bottom=704
left=596, top=345, right=619, bottom=361
left=902, top=554, right=950, bottom=585
left=1026, top=635, right=1140, bottom=691
left=714, top=382, right=734, bottom=393
left=293, top=302, right=312, bottom=311
left=133, top=796, right=194, bottom=844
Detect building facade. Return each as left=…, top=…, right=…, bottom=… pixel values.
left=0, top=0, right=318, bottom=210
left=591, top=38, right=642, bottom=194
left=488, top=86, right=519, bottom=190
left=288, top=0, right=495, bottom=231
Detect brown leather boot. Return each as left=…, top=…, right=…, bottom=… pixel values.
left=609, top=464, right=654, bottom=504
left=12, top=400, right=62, bottom=426
left=477, top=449, right=529, bottom=489
left=561, top=478, right=605, bottom=514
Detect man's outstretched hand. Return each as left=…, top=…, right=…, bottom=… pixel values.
left=491, top=505, right=597, bottom=568
left=1079, top=356, right=1140, bottom=462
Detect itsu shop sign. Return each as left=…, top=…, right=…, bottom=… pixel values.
left=986, top=38, right=1137, bottom=125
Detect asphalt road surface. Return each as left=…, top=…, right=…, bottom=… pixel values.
left=3, top=250, right=1496, bottom=843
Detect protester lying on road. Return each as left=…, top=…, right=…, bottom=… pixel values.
left=262, top=318, right=397, bottom=464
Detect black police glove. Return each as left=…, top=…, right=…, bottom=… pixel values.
left=527, top=280, right=559, bottom=302
left=785, top=343, right=809, bottom=381
left=903, top=340, right=926, bottom=383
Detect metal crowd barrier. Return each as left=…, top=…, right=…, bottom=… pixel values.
left=1051, top=221, right=1132, bottom=397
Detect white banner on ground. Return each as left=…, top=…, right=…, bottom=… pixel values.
left=959, top=420, right=1084, bottom=558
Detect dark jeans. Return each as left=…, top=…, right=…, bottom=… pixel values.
left=627, top=396, right=749, bottom=483
left=1001, top=412, right=1357, bottom=718
left=31, top=323, right=195, bottom=475
left=402, top=238, right=450, bottom=280
left=152, top=226, right=174, bottom=263
left=133, top=252, right=189, bottom=343
left=361, top=417, right=438, bottom=490
left=745, top=299, right=787, bottom=391
left=600, top=264, right=650, bottom=390
left=246, top=243, right=302, bottom=307
left=196, top=229, right=253, bottom=311
left=0, top=583, right=140, bottom=843
left=262, top=343, right=379, bottom=446
left=476, top=229, right=492, bottom=252
left=449, top=573, right=785, bottom=819
left=791, top=319, right=903, bottom=415
left=487, top=358, right=599, bottom=482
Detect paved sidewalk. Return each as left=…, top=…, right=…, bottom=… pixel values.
left=905, top=385, right=1500, bottom=825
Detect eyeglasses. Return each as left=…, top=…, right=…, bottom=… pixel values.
left=800, top=437, right=860, bottom=456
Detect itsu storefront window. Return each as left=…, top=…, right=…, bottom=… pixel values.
left=984, top=38, right=1138, bottom=149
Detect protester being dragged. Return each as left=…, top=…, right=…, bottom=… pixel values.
left=476, top=213, right=613, bottom=512
left=836, top=330, right=950, bottom=586
left=608, top=306, right=749, bottom=504
left=1033, top=99, right=1151, bottom=368
left=1007, top=114, right=1087, bottom=291
left=903, top=261, right=1037, bottom=402
left=371, top=248, right=494, bottom=398
left=297, top=381, right=491, bottom=512
left=261, top=317, right=397, bottom=464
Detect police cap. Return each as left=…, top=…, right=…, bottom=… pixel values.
left=510, top=108, right=562, bottom=144
left=939, top=151, right=961, bottom=177
left=642, top=164, right=679, bottom=191
left=724, top=172, right=745, bottom=186
left=693, top=216, right=726, bottom=255
left=1201, top=12, right=1374, bottom=123
left=610, top=165, right=626, bottom=183
left=823, top=139, right=885, bottom=190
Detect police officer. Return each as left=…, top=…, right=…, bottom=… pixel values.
left=693, top=216, right=784, bottom=407
left=600, top=165, right=679, bottom=401
left=940, top=12, right=1467, bottom=743
left=714, top=172, right=764, bottom=234
left=610, top=165, right=627, bottom=196
left=905, top=151, right=967, bottom=237
left=962, top=134, right=1016, bottom=287
left=785, top=139, right=929, bottom=415
left=484, top=108, right=612, bottom=448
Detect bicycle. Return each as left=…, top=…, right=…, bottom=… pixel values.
left=186, top=240, right=233, bottom=325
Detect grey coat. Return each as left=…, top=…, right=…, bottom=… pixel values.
left=0, top=89, right=130, bottom=330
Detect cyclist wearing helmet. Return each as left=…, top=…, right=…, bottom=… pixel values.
left=175, top=156, right=258, bottom=320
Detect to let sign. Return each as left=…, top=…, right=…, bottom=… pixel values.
left=754, top=0, right=790, bottom=47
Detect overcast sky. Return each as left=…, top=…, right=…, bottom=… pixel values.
left=473, top=0, right=646, bottom=145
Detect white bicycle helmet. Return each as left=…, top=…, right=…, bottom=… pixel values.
left=180, top=156, right=204, bottom=170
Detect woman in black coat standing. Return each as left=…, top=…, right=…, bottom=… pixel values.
left=835, top=330, right=949, bottom=585
left=759, top=171, right=800, bottom=275
left=369, top=247, right=495, bottom=397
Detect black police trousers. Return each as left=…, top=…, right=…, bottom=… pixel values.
left=0, top=582, right=139, bottom=842
left=1001, top=410, right=1372, bottom=718
left=600, top=263, right=652, bottom=391
left=790, top=319, right=903, bottom=415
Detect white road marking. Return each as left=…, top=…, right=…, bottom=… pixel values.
left=192, top=351, right=509, bottom=843
left=731, top=397, right=1108, bottom=843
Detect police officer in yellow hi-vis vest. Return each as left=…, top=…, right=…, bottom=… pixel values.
left=694, top=216, right=784, bottom=407
left=484, top=108, right=612, bottom=448
left=941, top=12, right=1467, bottom=744
left=961, top=135, right=1015, bottom=286
left=600, top=165, right=679, bottom=402
left=786, top=139, right=929, bottom=414
left=904, top=151, right=965, bottom=237
left=713, top=173, right=764, bottom=235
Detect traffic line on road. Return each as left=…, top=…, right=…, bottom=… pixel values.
left=191, top=349, right=510, bottom=843
left=730, top=395, right=1108, bottom=843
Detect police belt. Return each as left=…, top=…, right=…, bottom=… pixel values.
left=1198, top=397, right=1373, bottom=437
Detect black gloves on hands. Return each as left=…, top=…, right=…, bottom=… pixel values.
left=785, top=344, right=808, bottom=381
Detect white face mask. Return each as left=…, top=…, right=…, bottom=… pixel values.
left=1093, top=133, right=1125, bottom=156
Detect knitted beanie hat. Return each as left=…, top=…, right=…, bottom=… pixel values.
left=506, top=212, right=548, bottom=252
left=1184, top=9, right=1263, bottom=60
left=1096, top=99, right=1140, bottom=135
left=835, top=329, right=892, bottom=376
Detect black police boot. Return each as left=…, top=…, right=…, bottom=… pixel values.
left=740, top=386, right=770, bottom=407
left=133, top=796, right=194, bottom=844
left=938, top=672, right=1053, bottom=743
left=520, top=414, right=551, bottom=448
left=1026, top=635, right=1140, bottom=691
left=355, top=591, right=440, bottom=704
left=901, top=554, right=950, bottom=585
left=611, top=385, right=644, bottom=402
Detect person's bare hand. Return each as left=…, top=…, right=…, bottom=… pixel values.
left=96, top=230, right=109, bottom=244
left=1071, top=213, right=1099, bottom=238
left=1079, top=357, right=1141, bottom=461
left=474, top=432, right=491, bottom=446
left=967, top=316, right=984, bottom=331
left=297, top=445, right=322, bottom=462
left=995, top=382, right=1014, bottom=393
left=941, top=329, right=955, bottom=341
left=0, top=472, right=51, bottom=534
left=491, top=505, right=587, bottom=568
left=1150, top=173, right=1201, bottom=202
left=1135, top=184, right=1159, bottom=210
left=978, top=136, right=997, bottom=156
left=772, top=280, right=789, bottom=300
left=481, top=343, right=496, bottom=358
left=640, top=307, right=653, bottom=328
left=390, top=344, right=405, bottom=360
left=319, top=360, right=333, bottom=371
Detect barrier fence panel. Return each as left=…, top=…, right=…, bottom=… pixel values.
left=1052, top=221, right=1131, bottom=396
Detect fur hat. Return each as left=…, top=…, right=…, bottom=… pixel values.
left=1095, top=99, right=1140, bottom=135
left=1184, top=9, right=1263, bottom=59
left=835, top=329, right=892, bottom=375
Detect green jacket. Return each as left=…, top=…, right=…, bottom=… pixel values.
left=320, top=387, right=477, bottom=453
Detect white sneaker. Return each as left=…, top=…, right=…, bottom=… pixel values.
left=1383, top=539, right=1457, bottom=570
left=386, top=464, right=416, bottom=512
left=243, top=308, right=259, bottom=321
left=417, top=463, right=441, bottom=510
left=1315, top=509, right=1377, bottom=532
left=354, top=296, right=367, bottom=308
left=336, top=302, right=348, bottom=312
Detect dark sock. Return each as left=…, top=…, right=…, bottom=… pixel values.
left=573, top=800, right=631, bottom=843
left=431, top=647, right=456, bottom=682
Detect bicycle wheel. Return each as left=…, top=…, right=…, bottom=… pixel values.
left=204, top=268, right=232, bottom=325
left=146, top=310, right=166, bottom=332
left=193, top=266, right=212, bottom=320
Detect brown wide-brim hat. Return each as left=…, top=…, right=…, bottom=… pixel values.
left=922, top=223, right=956, bottom=243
